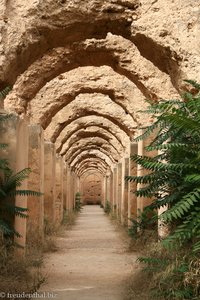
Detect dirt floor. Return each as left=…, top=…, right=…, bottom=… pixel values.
left=39, top=205, right=139, bottom=300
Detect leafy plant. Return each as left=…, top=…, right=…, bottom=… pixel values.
left=0, top=87, right=41, bottom=238
left=0, top=86, right=11, bottom=102
left=74, top=192, right=82, bottom=212
left=128, top=208, right=157, bottom=238
left=126, top=80, right=200, bottom=251
left=126, top=80, right=200, bottom=299
left=104, top=200, right=111, bottom=214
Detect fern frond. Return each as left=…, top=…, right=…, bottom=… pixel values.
left=162, top=211, right=200, bottom=249
left=0, top=189, right=6, bottom=198
left=161, top=188, right=200, bottom=222
left=13, top=190, right=43, bottom=197
left=134, top=121, right=160, bottom=142
left=145, top=142, right=199, bottom=153
left=0, top=143, right=8, bottom=150
left=131, top=154, right=196, bottom=172
left=148, top=191, right=182, bottom=210
left=184, top=174, right=200, bottom=184
left=3, top=168, right=31, bottom=191
left=0, top=113, right=12, bottom=122
left=193, top=239, right=200, bottom=253
left=184, top=80, right=200, bottom=90
left=162, top=114, right=200, bottom=135
left=138, top=99, right=183, bottom=115
left=0, top=219, right=14, bottom=236
left=0, top=86, right=12, bottom=101
left=0, top=159, right=9, bottom=170
left=125, top=172, right=170, bottom=184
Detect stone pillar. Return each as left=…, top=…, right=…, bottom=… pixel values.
left=158, top=205, right=169, bottom=239
left=113, top=167, right=118, bottom=215
left=157, top=148, right=169, bottom=239
left=66, top=167, right=73, bottom=210
left=63, top=165, right=67, bottom=211
left=77, top=175, right=80, bottom=192
left=110, top=171, right=114, bottom=208
left=117, top=162, right=123, bottom=220
left=72, top=171, right=76, bottom=208
left=122, top=157, right=129, bottom=226
left=55, top=155, right=64, bottom=223
left=44, top=142, right=56, bottom=222
left=27, top=124, right=44, bottom=239
left=137, top=136, right=144, bottom=213
left=118, top=161, right=126, bottom=225
left=137, top=129, right=157, bottom=212
left=102, top=176, right=106, bottom=207
left=73, top=173, right=80, bottom=208
left=128, top=143, right=138, bottom=227
left=0, top=113, right=29, bottom=250
left=105, top=175, right=110, bottom=202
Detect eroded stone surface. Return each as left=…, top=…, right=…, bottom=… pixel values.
left=4, top=34, right=178, bottom=115
left=133, top=0, right=200, bottom=87
left=71, top=149, right=114, bottom=169
left=43, top=93, right=137, bottom=143
left=17, top=66, right=147, bottom=128
left=0, top=0, right=139, bottom=84
left=61, top=126, right=124, bottom=156
left=55, top=116, right=129, bottom=155
left=1, top=0, right=199, bottom=176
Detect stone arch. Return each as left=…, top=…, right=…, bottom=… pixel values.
left=61, top=130, right=123, bottom=157
left=56, top=118, right=125, bottom=153
left=44, top=93, right=137, bottom=143
left=78, top=165, right=106, bottom=177
left=79, top=169, right=104, bottom=177
left=4, top=34, right=179, bottom=115
left=55, top=116, right=128, bottom=153
left=79, top=169, right=104, bottom=179
left=1, top=0, right=139, bottom=85
left=63, top=139, right=120, bottom=161
left=71, top=153, right=112, bottom=173
left=75, top=158, right=108, bottom=175
left=71, top=150, right=114, bottom=170
left=24, top=65, right=144, bottom=128
left=77, top=163, right=107, bottom=177
left=66, top=144, right=119, bottom=166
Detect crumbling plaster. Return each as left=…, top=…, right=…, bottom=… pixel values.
left=1, top=0, right=199, bottom=176
left=55, top=117, right=128, bottom=154
left=44, top=93, right=137, bottom=143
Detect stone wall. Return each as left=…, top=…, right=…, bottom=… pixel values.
left=80, top=173, right=102, bottom=205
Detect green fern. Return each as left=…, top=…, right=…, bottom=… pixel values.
left=126, top=80, right=200, bottom=255
left=74, top=192, right=82, bottom=212
left=0, top=86, right=11, bottom=101
left=0, top=167, right=43, bottom=237
left=0, top=92, right=41, bottom=238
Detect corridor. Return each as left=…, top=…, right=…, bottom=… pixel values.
left=40, top=206, right=137, bottom=300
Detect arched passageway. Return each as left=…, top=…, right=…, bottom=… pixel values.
left=1, top=0, right=199, bottom=244
left=0, top=0, right=199, bottom=298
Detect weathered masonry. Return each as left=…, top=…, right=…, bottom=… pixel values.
left=0, top=0, right=199, bottom=249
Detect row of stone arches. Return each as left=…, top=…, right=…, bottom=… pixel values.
left=0, top=0, right=199, bottom=246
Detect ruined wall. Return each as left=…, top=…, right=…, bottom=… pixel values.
left=81, top=173, right=103, bottom=205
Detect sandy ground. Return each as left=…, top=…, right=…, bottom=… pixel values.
left=39, top=206, right=138, bottom=300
